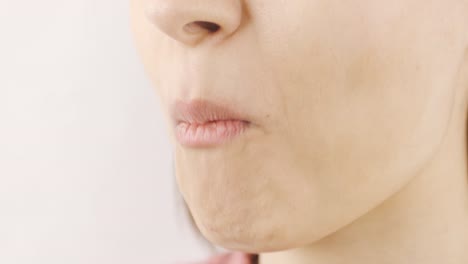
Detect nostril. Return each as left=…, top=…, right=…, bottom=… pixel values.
left=194, top=21, right=220, bottom=32
left=184, top=21, right=221, bottom=34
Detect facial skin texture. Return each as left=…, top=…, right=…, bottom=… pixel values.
left=130, top=0, right=468, bottom=263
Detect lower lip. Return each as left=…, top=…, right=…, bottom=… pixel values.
left=175, top=120, right=250, bottom=147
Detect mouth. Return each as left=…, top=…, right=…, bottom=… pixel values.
left=171, top=99, right=252, bottom=148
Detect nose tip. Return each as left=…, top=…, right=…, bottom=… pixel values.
left=145, top=0, right=243, bottom=46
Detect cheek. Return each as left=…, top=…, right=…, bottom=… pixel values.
left=256, top=0, right=460, bottom=175
left=248, top=0, right=461, bottom=242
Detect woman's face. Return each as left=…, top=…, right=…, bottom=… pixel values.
left=130, top=0, right=468, bottom=252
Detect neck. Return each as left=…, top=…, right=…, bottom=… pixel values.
left=260, top=105, right=468, bottom=264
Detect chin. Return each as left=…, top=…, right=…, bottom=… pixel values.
left=190, top=200, right=306, bottom=253
left=198, top=221, right=280, bottom=252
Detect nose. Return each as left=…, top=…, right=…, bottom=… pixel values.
left=145, top=0, right=244, bottom=46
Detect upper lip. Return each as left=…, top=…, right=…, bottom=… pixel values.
left=170, top=99, right=251, bottom=125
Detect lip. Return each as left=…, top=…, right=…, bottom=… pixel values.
left=171, top=99, right=251, bottom=147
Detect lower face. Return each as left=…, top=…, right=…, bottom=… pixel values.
left=130, top=0, right=467, bottom=251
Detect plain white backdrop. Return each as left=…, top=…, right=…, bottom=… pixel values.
left=0, top=1, right=208, bottom=263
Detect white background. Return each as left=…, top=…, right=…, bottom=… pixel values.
left=0, top=1, right=209, bottom=263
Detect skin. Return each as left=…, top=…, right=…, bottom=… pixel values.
left=129, top=0, right=468, bottom=263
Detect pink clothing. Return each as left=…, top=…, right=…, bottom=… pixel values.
left=180, top=252, right=254, bottom=264
left=201, top=252, right=253, bottom=264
